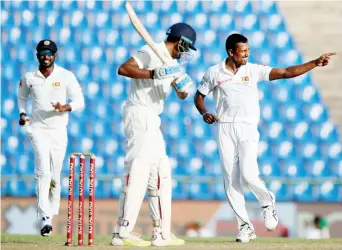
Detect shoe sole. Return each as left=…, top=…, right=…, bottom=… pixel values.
left=40, top=225, right=52, bottom=237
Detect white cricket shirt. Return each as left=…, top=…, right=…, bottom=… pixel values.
left=198, top=59, right=272, bottom=125
left=17, top=64, right=85, bottom=129
left=126, top=42, right=179, bottom=115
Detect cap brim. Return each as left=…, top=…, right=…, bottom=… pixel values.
left=189, top=44, right=197, bottom=51
left=37, top=46, right=57, bottom=53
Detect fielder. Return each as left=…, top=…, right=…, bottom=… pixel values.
left=194, top=33, right=335, bottom=242
left=111, top=23, right=197, bottom=247
left=17, top=39, right=85, bottom=236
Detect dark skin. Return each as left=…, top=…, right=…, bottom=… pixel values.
left=194, top=42, right=336, bottom=124
left=118, top=40, right=188, bottom=99
left=19, top=50, right=71, bottom=125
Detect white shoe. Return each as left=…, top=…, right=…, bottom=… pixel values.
left=40, top=217, right=52, bottom=237
left=110, top=232, right=151, bottom=247
left=262, top=192, right=279, bottom=231
left=151, top=227, right=185, bottom=246
left=236, top=224, right=256, bottom=243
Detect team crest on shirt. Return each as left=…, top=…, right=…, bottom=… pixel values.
left=52, top=82, right=60, bottom=88
left=242, top=76, right=249, bottom=82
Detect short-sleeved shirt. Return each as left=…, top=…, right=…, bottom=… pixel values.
left=197, top=59, right=272, bottom=125
left=126, top=42, right=179, bottom=115
left=17, top=64, right=84, bottom=128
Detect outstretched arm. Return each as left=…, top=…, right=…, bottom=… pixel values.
left=269, top=52, right=336, bottom=81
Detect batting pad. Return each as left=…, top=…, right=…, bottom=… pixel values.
left=148, top=156, right=172, bottom=240
left=118, top=157, right=151, bottom=238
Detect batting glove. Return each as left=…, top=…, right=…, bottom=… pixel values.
left=152, top=65, right=182, bottom=80
left=174, top=73, right=193, bottom=93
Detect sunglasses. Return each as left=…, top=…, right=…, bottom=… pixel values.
left=38, top=50, right=55, bottom=56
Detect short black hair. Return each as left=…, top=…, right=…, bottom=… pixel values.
left=314, top=216, right=321, bottom=225
left=225, top=33, right=248, bottom=54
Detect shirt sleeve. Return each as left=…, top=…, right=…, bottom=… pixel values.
left=197, top=70, right=216, bottom=96
left=131, top=45, right=153, bottom=69
left=67, top=72, right=85, bottom=112
left=253, top=64, right=273, bottom=82
left=17, top=75, right=30, bottom=114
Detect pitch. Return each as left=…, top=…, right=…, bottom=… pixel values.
left=1, top=234, right=342, bottom=250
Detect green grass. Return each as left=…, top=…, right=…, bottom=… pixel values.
left=1, top=234, right=342, bottom=250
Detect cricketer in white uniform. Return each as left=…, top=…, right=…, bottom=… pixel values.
left=194, top=33, right=336, bottom=243
left=111, top=23, right=197, bottom=247
left=17, top=39, right=85, bottom=237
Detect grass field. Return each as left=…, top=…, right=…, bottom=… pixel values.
left=1, top=234, right=342, bottom=250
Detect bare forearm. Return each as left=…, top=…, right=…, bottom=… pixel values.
left=194, top=92, right=208, bottom=115
left=118, top=64, right=152, bottom=79
left=283, top=60, right=317, bottom=78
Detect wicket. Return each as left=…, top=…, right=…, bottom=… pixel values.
left=65, top=153, right=95, bottom=247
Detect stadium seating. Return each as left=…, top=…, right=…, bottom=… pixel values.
left=1, top=0, right=341, bottom=202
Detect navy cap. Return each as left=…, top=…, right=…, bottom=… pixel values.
left=166, top=23, right=197, bottom=51
left=36, top=39, right=57, bottom=53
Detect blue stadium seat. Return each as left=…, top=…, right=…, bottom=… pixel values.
left=295, top=142, right=320, bottom=159
left=110, top=179, right=122, bottom=199
left=172, top=180, right=188, bottom=200
left=260, top=101, right=279, bottom=122
left=279, top=159, right=306, bottom=177
left=259, top=159, right=280, bottom=177
left=259, top=14, right=286, bottom=32
left=213, top=182, right=226, bottom=200
left=257, top=1, right=279, bottom=15
left=311, top=121, right=340, bottom=142
left=293, top=183, right=318, bottom=202
left=319, top=181, right=339, bottom=202
left=327, top=158, right=342, bottom=177
left=304, top=159, right=331, bottom=177
left=187, top=182, right=213, bottom=200
left=267, top=180, right=291, bottom=201
left=259, top=121, right=286, bottom=142
left=294, top=85, right=321, bottom=103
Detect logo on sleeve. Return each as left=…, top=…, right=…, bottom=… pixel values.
left=242, top=76, right=249, bottom=81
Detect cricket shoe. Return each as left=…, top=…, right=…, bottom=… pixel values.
left=236, top=224, right=257, bottom=243
left=40, top=217, right=53, bottom=237
left=262, top=192, right=279, bottom=231
left=110, top=232, right=151, bottom=247
left=151, top=227, right=185, bottom=246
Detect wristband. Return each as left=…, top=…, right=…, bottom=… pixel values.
left=202, top=112, right=209, bottom=117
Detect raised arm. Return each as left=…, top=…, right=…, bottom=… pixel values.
left=269, top=52, right=336, bottom=81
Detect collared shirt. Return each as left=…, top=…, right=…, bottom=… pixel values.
left=198, top=59, right=272, bottom=125
left=126, top=42, right=179, bottom=115
left=17, top=64, right=84, bottom=128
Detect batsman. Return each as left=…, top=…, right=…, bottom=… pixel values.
left=110, top=23, right=197, bottom=247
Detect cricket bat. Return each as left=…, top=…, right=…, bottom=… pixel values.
left=125, top=1, right=174, bottom=65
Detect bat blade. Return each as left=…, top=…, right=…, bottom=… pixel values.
left=125, top=1, right=173, bottom=65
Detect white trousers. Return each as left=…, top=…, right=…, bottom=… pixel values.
left=217, top=122, right=273, bottom=230
left=27, top=126, right=67, bottom=219
left=114, top=105, right=170, bottom=237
